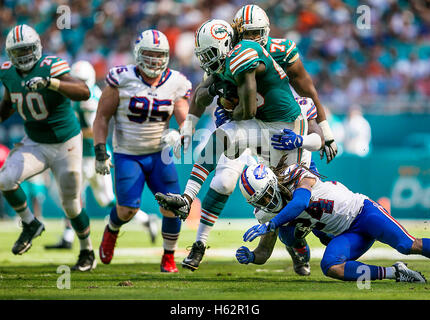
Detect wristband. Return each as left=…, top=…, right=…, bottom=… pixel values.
left=94, top=143, right=110, bottom=161
left=181, top=114, right=200, bottom=135
left=48, top=77, right=61, bottom=91
left=301, top=133, right=323, bottom=151
left=318, top=120, right=334, bottom=141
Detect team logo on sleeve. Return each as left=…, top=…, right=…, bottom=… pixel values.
left=210, top=24, right=229, bottom=40
left=253, top=164, right=268, bottom=180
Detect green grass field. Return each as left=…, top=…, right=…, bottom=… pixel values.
left=0, top=218, right=429, bottom=300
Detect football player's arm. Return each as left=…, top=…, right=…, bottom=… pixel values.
left=192, top=75, right=217, bottom=117
left=232, top=64, right=263, bottom=121
left=0, top=87, right=15, bottom=123
left=252, top=230, right=278, bottom=264
left=270, top=177, right=316, bottom=228
left=93, top=86, right=118, bottom=145
left=53, top=73, right=91, bottom=101
left=173, top=97, right=189, bottom=128
left=304, top=118, right=324, bottom=151
left=286, top=59, right=326, bottom=124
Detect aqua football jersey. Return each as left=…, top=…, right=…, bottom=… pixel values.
left=0, top=55, right=81, bottom=143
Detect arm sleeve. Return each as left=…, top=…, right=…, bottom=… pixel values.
left=229, top=48, right=263, bottom=77
left=105, top=67, right=121, bottom=88
left=50, top=57, right=71, bottom=78
left=270, top=188, right=311, bottom=228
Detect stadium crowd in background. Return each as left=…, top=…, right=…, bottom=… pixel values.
left=0, top=0, right=429, bottom=114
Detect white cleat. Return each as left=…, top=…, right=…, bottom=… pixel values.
left=393, top=261, right=426, bottom=283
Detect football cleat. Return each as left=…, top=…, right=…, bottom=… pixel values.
left=393, top=261, right=426, bottom=283
left=44, top=238, right=73, bottom=250
left=71, top=250, right=97, bottom=272
left=182, top=241, right=206, bottom=271
left=99, top=225, right=118, bottom=264
left=160, top=253, right=178, bottom=273
left=286, top=245, right=311, bottom=276
left=12, top=218, right=45, bottom=255
left=155, top=192, right=191, bottom=221
left=143, top=214, right=158, bottom=244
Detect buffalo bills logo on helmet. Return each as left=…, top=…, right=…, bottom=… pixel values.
left=253, top=164, right=268, bottom=180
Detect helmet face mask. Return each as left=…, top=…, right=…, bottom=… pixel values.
left=6, top=25, right=42, bottom=72
left=240, top=164, right=284, bottom=214
left=134, top=30, right=170, bottom=78
left=194, top=19, right=234, bottom=75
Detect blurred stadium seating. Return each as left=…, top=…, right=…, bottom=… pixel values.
left=0, top=0, right=430, bottom=220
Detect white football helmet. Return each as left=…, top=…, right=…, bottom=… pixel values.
left=233, top=4, right=270, bottom=46
left=5, top=24, right=42, bottom=71
left=70, top=60, right=96, bottom=88
left=194, top=19, right=234, bottom=75
left=239, top=163, right=283, bottom=213
left=134, top=29, right=169, bottom=78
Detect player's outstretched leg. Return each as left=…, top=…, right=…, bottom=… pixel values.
left=2, top=187, right=45, bottom=255
left=182, top=188, right=229, bottom=271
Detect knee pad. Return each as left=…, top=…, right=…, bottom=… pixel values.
left=210, top=167, right=241, bottom=195
left=59, top=171, right=82, bottom=218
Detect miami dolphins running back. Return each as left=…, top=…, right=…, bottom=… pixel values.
left=156, top=19, right=319, bottom=257
left=0, top=24, right=96, bottom=271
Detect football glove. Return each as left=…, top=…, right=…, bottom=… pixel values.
left=94, top=144, right=113, bottom=175
left=161, top=130, right=181, bottom=149
left=214, top=105, right=231, bottom=128
left=173, top=114, right=199, bottom=158
left=25, top=77, right=50, bottom=91
left=319, top=120, right=338, bottom=163
left=236, top=246, right=255, bottom=264
left=243, top=221, right=276, bottom=242
left=271, top=128, right=304, bottom=151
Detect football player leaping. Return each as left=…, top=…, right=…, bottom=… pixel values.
left=156, top=19, right=323, bottom=268
left=45, top=60, right=158, bottom=250
left=93, top=29, right=191, bottom=272
left=0, top=24, right=96, bottom=271
left=237, top=162, right=429, bottom=283
left=163, top=12, right=327, bottom=275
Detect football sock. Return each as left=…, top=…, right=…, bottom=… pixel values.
left=3, top=187, right=34, bottom=223
left=421, top=238, right=430, bottom=258
left=183, top=132, right=220, bottom=200
left=344, top=261, right=392, bottom=281
left=162, top=216, right=181, bottom=252
left=70, top=209, right=92, bottom=251
left=17, top=205, right=34, bottom=224
left=196, top=188, right=229, bottom=244
left=108, top=206, right=127, bottom=231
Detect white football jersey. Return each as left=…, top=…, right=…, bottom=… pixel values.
left=255, top=171, right=368, bottom=236
left=106, top=64, right=192, bottom=155
left=291, top=177, right=368, bottom=236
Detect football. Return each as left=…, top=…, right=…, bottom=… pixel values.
left=219, top=96, right=239, bottom=111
